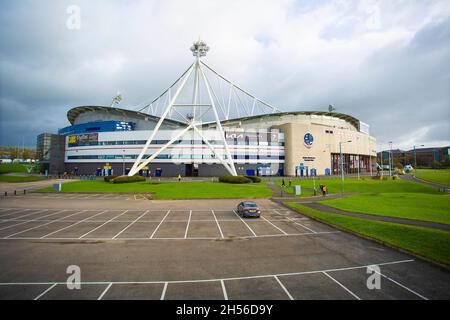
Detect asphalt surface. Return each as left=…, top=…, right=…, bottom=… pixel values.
left=0, top=195, right=449, bottom=300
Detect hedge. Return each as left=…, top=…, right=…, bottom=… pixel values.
left=245, top=175, right=261, bottom=183
left=104, top=175, right=119, bottom=182
left=111, top=175, right=146, bottom=184
left=218, top=176, right=252, bottom=184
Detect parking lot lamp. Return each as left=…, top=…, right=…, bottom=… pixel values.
left=389, top=141, right=393, bottom=177
left=340, top=140, right=352, bottom=194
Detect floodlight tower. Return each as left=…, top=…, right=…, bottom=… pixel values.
left=128, top=41, right=238, bottom=177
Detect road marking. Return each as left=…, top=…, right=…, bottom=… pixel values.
left=211, top=210, right=224, bottom=239
left=0, top=210, right=70, bottom=231
left=0, top=208, right=31, bottom=218
left=34, top=283, right=57, bottom=300
left=260, top=216, right=288, bottom=235
left=160, top=282, right=168, bottom=300
left=367, top=266, right=428, bottom=300
left=0, top=260, right=415, bottom=288
left=322, top=271, right=361, bottom=300
left=40, top=210, right=109, bottom=239
left=112, top=210, right=148, bottom=239
left=274, top=209, right=316, bottom=233
left=274, top=276, right=294, bottom=300
left=184, top=210, right=192, bottom=239
left=0, top=209, right=49, bottom=223
left=79, top=210, right=128, bottom=239
left=149, top=210, right=171, bottom=239
left=220, top=280, right=228, bottom=300
left=98, top=283, right=113, bottom=300
left=233, top=210, right=257, bottom=237
left=4, top=210, right=84, bottom=239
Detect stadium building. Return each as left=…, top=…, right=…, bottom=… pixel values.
left=37, top=41, right=377, bottom=177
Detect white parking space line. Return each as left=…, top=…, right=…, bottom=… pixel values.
left=79, top=210, right=129, bottom=239
left=274, top=276, right=294, bottom=300
left=220, top=280, right=228, bottom=300
left=274, top=209, right=316, bottom=233
left=0, top=260, right=415, bottom=290
left=0, top=208, right=31, bottom=218
left=1, top=209, right=48, bottom=222
left=184, top=210, right=192, bottom=239
left=98, top=283, right=113, bottom=300
left=4, top=210, right=85, bottom=239
left=149, top=210, right=171, bottom=239
left=322, top=271, right=361, bottom=300
left=0, top=211, right=64, bottom=232
left=112, top=210, right=148, bottom=239
left=34, top=283, right=57, bottom=300
left=260, top=216, right=288, bottom=235
left=211, top=210, right=224, bottom=239
left=161, top=282, right=168, bottom=300
left=233, top=210, right=257, bottom=237
left=367, top=266, right=428, bottom=300
left=40, top=210, right=109, bottom=239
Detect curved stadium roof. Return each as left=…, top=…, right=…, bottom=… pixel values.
left=67, top=106, right=361, bottom=131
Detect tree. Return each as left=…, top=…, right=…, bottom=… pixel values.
left=23, top=150, right=30, bottom=160
left=10, top=149, right=19, bottom=160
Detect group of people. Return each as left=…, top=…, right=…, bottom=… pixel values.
left=280, top=179, right=327, bottom=196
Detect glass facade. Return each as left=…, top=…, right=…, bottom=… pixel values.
left=331, top=153, right=371, bottom=175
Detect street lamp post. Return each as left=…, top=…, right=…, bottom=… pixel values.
left=122, top=150, right=126, bottom=175
left=339, top=140, right=352, bottom=194
left=388, top=141, right=393, bottom=177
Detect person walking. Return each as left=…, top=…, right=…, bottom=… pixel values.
left=281, top=179, right=285, bottom=187
left=178, top=174, right=182, bottom=182
left=322, top=185, right=327, bottom=196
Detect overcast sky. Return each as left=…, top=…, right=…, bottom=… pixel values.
left=0, top=0, right=449, bottom=151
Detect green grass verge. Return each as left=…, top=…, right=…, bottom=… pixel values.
left=320, top=193, right=450, bottom=226
left=0, top=175, right=46, bottom=183
left=415, top=169, right=450, bottom=187
left=276, top=177, right=440, bottom=196
left=0, top=163, right=28, bottom=174
left=35, top=180, right=272, bottom=199
left=286, top=202, right=450, bottom=266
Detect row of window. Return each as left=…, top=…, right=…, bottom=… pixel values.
left=68, top=140, right=285, bottom=148
left=67, top=154, right=285, bottom=160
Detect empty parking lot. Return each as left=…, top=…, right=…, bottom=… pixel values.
left=0, top=195, right=449, bottom=300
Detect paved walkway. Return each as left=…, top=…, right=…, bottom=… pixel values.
left=0, top=179, right=73, bottom=194
left=401, top=174, right=450, bottom=192
left=302, top=202, right=450, bottom=232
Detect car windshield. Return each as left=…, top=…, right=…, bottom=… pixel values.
left=244, top=203, right=257, bottom=207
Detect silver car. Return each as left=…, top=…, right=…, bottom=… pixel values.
left=237, top=201, right=261, bottom=218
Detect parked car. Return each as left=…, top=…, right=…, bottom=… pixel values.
left=236, top=201, right=261, bottom=218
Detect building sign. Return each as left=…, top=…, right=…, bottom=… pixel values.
left=302, top=156, right=315, bottom=162
left=304, top=133, right=314, bottom=148
left=225, top=131, right=279, bottom=142
left=68, top=133, right=98, bottom=146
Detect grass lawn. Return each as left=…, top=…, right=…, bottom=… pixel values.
left=415, top=169, right=450, bottom=187
left=287, top=202, right=450, bottom=266
left=0, top=175, right=46, bottom=183
left=320, top=193, right=450, bottom=225
left=0, top=163, right=28, bottom=174
left=35, top=180, right=272, bottom=199
left=275, top=177, right=439, bottom=196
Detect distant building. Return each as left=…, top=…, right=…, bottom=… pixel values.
left=378, top=146, right=450, bottom=167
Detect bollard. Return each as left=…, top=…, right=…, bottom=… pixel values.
left=4, top=192, right=6, bottom=196
left=14, top=190, right=16, bottom=195
left=24, top=190, right=26, bottom=194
